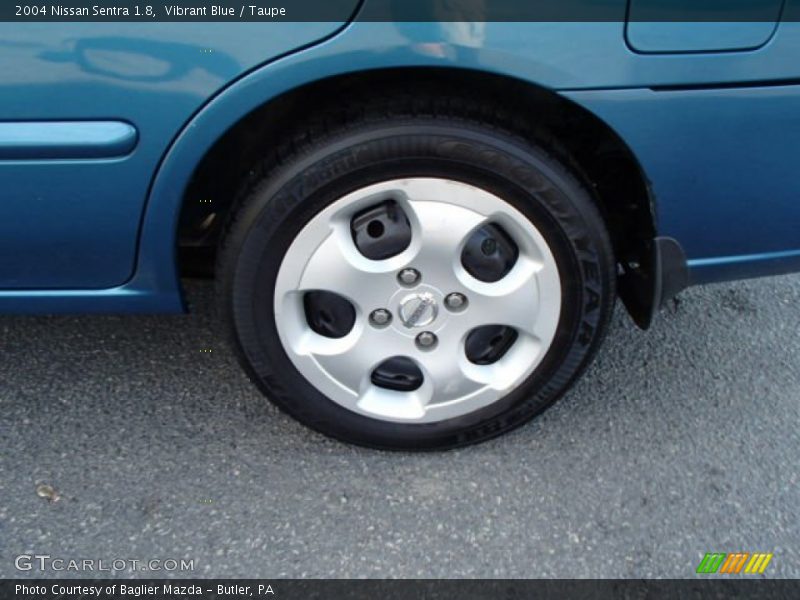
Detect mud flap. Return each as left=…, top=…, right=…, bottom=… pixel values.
left=619, top=237, right=689, bottom=329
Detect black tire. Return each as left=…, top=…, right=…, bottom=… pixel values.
left=217, top=97, right=615, bottom=450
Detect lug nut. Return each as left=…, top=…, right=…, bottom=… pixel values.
left=370, top=309, right=392, bottom=327
left=444, top=293, right=467, bottom=311
left=398, top=268, right=421, bottom=286
left=415, top=331, right=437, bottom=350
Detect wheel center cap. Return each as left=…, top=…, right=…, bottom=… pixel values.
left=399, top=292, right=438, bottom=328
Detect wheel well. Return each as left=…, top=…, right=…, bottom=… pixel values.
left=178, top=67, right=655, bottom=290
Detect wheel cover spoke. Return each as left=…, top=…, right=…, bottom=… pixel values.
left=460, top=256, right=556, bottom=340
left=296, top=227, right=398, bottom=314
left=314, top=326, right=400, bottom=394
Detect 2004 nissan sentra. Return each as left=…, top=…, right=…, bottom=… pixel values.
left=2, top=1, right=799, bottom=448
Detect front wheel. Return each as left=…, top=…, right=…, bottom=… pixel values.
left=218, top=106, right=615, bottom=450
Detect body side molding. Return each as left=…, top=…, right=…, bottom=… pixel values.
left=0, top=121, right=138, bottom=159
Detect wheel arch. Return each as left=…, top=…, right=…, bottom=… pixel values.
left=141, top=62, right=671, bottom=326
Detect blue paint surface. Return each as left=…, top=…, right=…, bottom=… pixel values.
left=1, top=2, right=799, bottom=313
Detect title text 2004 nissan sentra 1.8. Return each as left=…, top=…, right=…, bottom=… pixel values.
left=3, top=1, right=799, bottom=448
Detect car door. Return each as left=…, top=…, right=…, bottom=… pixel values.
left=0, top=16, right=359, bottom=289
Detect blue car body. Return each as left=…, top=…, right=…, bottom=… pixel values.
left=2, top=1, right=799, bottom=316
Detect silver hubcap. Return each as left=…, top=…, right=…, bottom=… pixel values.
left=274, top=178, right=562, bottom=423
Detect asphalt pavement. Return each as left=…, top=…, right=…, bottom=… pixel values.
left=1, top=276, right=798, bottom=578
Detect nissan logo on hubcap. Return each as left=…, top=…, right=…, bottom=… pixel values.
left=399, top=293, right=438, bottom=328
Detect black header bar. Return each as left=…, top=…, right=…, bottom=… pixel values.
left=4, top=1, right=800, bottom=23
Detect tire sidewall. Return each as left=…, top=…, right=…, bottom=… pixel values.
left=220, top=121, right=613, bottom=449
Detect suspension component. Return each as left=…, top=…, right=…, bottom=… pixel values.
left=351, top=199, right=412, bottom=260
left=371, top=357, right=424, bottom=392
left=303, top=291, right=356, bottom=338
left=465, top=325, right=518, bottom=365
left=461, top=223, right=518, bottom=282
